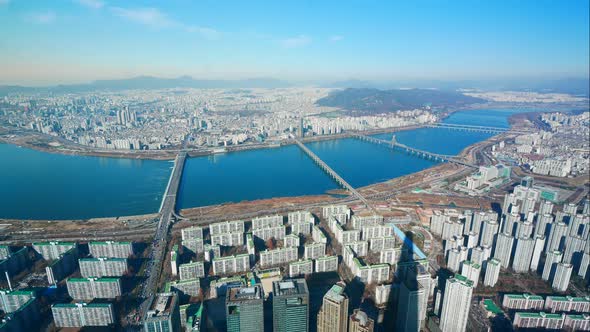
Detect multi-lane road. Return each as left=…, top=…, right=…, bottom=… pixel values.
left=136, top=151, right=187, bottom=325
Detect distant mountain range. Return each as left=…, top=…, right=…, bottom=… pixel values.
left=1, top=76, right=588, bottom=97
left=316, top=88, right=485, bottom=114
left=0, top=76, right=291, bottom=95
left=323, top=78, right=590, bottom=97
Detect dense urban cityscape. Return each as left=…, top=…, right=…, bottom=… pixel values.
left=1, top=1, right=589, bottom=332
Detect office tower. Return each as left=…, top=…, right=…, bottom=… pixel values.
left=79, top=257, right=127, bottom=278
left=32, top=241, right=76, bottom=261
left=493, top=233, right=514, bottom=268
left=226, top=285, right=264, bottom=332
left=272, top=279, right=309, bottom=332
left=349, top=309, right=374, bottom=332
left=521, top=176, right=534, bottom=188
left=396, top=278, right=427, bottom=332
left=317, top=283, right=349, bottom=332
left=439, top=275, right=473, bottom=332
left=52, top=303, right=115, bottom=328
left=547, top=222, right=568, bottom=252
left=516, top=221, right=534, bottom=238
left=461, top=261, right=481, bottom=288
left=530, top=236, right=546, bottom=272
left=504, top=212, right=520, bottom=236
left=583, top=198, right=590, bottom=215
left=484, top=258, right=501, bottom=287
left=88, top=241, right=133, bottom=258
left=537, top=213, right=553, bottom=237
left=66, top=277, right=122, bottom=300
left=0, top=289, right=35, bottom=313
left=539, top=200, right=554, bottom=216
left=480, top=220, right=498, bottom=247
left=144, top=292, right=181, bottom=332
left=543, top=250, right=563, bottom=281
left=552, top=263, right=573, bottom=292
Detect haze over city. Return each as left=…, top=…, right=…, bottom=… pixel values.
left=0, top=1, right=589, bottom=332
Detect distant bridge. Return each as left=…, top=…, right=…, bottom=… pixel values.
left=426, top=123, right=531, bottom=134
left=352, top=134, right=477, bottom=168
left=293, top=139, right=374, bottom=211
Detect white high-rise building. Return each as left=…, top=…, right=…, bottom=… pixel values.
left=439, top=275, right=474, bottom=332
left=512, top=237, right=535, bottom=273
left=543, top=250, right=563, bottom=281
left=493, top=233, right=514, bottom=268
left=483, top=258, right=501, bottom=287
left=536, top=213, right=553, bottom=237
left=547, top=222, right=567, bottom=252
left=479, top=220, right=498, bottom=247
left=461, top=261, right=481, bottom=288
left=552, top=263, right=573, bottom=292
left=530, top=236, right=546, bottom=272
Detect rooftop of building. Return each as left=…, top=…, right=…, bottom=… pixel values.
left=273, top=279, right=308, bottom=297
left=515, top=311, right=564, bottom=319
left=53, top=302, right=112, bottom=308
left=89, top=241, right=132, bottom=245
left=80, top=257, right=127, bottom=262
left=32, top=241, right=76, bottom=246
left=227, top=285, right=263, bottom=302
left=67, top=277, right=120, bottom=283
left=147, top=293, right=177, bottom=317
left=325, top=283, right=347, bottom=303
left=350, top=309, right=373, bottom=327
left=483, top=299, right=503, bottom=314
left=451, top=274, right=474, bottom=288
left=547, top=295, right=590, bottom=302
left=505, top=293, right=544, bottom=300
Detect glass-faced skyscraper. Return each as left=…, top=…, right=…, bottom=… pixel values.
left=272, top=279, right=309, bottom=332
left=226, top=284, right=264, bottom=332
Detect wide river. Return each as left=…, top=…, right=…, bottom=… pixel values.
left=0, top=108, right=530, bottom=220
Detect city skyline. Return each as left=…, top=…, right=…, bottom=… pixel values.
left=0, top=0, right=589, bottom=85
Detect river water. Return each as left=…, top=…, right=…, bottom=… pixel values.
left=0, top=108, right=534, bottom=219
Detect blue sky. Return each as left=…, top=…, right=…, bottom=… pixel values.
left=0, top=0, right=588, bottom=85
